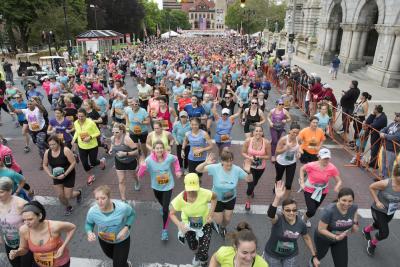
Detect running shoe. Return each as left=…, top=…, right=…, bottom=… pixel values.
left=220, top=227, right=227, bottom=239
left=245, top=201, right=251, bottom=211
left=134, top=180, right=141, bottom=191
left=211, top=221, right=220, bottom=234
left=161, top=229, right=169, bottom=241
left=76, top=189, right=82, bottom=204
left=366, top=240, right=376, bottom=256
left=65, top=206, right=73, bottom=216
left=28, top=189, right=35, bottom=199
left=302, top=215, right=312, bottom=228
left=87, top=175, right=96, bottom=186
left=200, top=261, right=208, bottom=267
left=349, top=156, right=356, bottom=164
left=24, top=146, right=30, bottom=153
left=127, top=260, right=132, bottom=267
left=362, top=227, right=371, bottom=241
left=99, top=157, right=106, bottom=170
left=192, top=256, right=200, bottom=267
left=1, top=138, right=7, bottom=145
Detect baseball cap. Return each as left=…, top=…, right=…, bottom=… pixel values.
left=193, top=74, right=199, bottom=78
left=276, top=99, right=284, bottom=105
left=318, top=148, right=331, bottom=159
left=179, top=110, right=188, bottom=117
left=184, top=173, right=200, bottom=191
left=222, top=108, right=230, bottom=115
left=323, top=83, right=330, bottom=89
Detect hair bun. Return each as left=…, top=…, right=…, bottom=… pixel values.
left=236, top=221, right=252, bottom=232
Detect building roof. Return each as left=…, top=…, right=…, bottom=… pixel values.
left=76, top=30, right=123, bottom=39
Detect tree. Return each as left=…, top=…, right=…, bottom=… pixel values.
left=225, top=0, right=286, bottom=34
left=141, top=0, right=162, bottom=35
left=160, top=9, right=191, bottom=33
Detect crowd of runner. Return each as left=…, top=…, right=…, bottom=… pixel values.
left=0, top=36, right=399, bottom=267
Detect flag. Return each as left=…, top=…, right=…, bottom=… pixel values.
left=156, top=24, right=161, bottom=38
left=143, top=21, right=148, bottom=38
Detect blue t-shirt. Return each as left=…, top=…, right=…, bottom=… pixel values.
left=237, top=85, right=251, bottom=104
left=145, top=154, right=177, bottom=191
left=125, top=107, right=149, bottom=134
left=315, top=113, right=330, bottom=131
left=0, top=168, right=23, bottom=193
left=172, top=121, right=191, bottom=145
left=94, top=96, right=107, bottom=117
left=207, top=163, right=247, bottom=202
left=172, top=85, right=185, bottom=103
left=13, top=102, right=27, bottom=122
left=184, top=105, right=205, bottom=119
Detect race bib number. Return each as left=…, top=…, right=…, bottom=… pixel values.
left=308, top=138, right=317, bottom=149
left=284, top=151, right=295, bottom=161
left=387, top=202, right=399, bottom=215
left=114, top=108, right=123, bottom=115
left=79, top=132, right=89, bottom=140
left=222, top=190, right=234, bottom=201
left=4, top=232, right=19, bottom=248
left=133, top=125, right=142, bottom=135
left=34, top=251, right=54, bottom=267
left=151, top=109, right=157, bottom=118
left=161, top=120, right=169, bottom=130
left=98, top=231, right=116, bottom=242
left=220, top=134, right=230, bottom=142
left=274, top=240, right=295, bottom=254
left=188, top=217, right=203, bottom=229
left=193, top=151, right=203, bottom=158
left=156, top=173, right=170, bottom=185
left=30, top=122, right=40, bottom=131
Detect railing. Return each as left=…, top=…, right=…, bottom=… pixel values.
left=265, top=66, right=400, bottom=180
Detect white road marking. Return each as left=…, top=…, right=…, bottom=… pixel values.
left=34, top=196, right=400, bottom=219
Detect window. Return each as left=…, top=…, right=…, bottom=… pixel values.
left=211, top=14, right=214, bottom=20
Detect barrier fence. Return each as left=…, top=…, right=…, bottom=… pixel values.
left=265, top=65, right=400, bottom=180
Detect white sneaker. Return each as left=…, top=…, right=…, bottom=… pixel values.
left=302, top=214, right=312, bottom=228
left=192, top=256, right=201, bottom=267
left=127, top=260, right=132, bottom=267
left=350, top=156, right=356, bottom=164
left=134, top=180, right=141, bottom=191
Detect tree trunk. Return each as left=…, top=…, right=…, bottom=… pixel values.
left=6, top=23, right=17, bottom=52
left=17, top=22, right=30, bottom=52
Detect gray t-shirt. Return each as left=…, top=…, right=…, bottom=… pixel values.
left=264, top=214, right=307, bottom=259
left=317, top=203, right=358, bottom=239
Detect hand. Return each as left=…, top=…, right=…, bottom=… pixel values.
left=274, top=181, right=286, bottom=199
left=312, top=257, right=320, bottom=267
left=181, top=150, right=185, bottom=159
left=117, top=226, right=129, bottom=241
left=83, top=136, right=91, bottom=143
left=375, top=201, right=385, bottom=209
left=206, top=215, right=213, bottom=224
left=108, top=150, right=113, bottom=156
left=57, top=174, right=65, bottom=180
left=9, top=249, right=18, bottom=260
left=299, top=179, right=305, bottom=190
left=282, top=119, right=287, bottom=123
left=178, top=222, right=189, bottom=234
left=269, top=122, right=274, bottom=128
left=54, top=245, right=65, bottom=259
left=333, top=185, right=340, bottom=193
left=335, top=232, right=347, bottom=241
left=205, top=153, right=215, bottom=165
left=87, top=232, right=96, bottom=242
left=380, top=133, right=385, bottom=138
left=176, top=172, right=183, bottom=179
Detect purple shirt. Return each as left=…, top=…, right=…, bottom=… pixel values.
left=49, top=118, right=73, bottom=142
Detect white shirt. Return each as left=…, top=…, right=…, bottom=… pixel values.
left=137, top=83, right=152, bottom=100
left=22, top=107, right=46, bottom=132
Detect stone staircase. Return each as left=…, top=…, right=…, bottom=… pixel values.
left=349, top=66, right=370, bottom=81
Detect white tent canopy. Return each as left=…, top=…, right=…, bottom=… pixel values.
left=161, top=31, right=180, bottom=38
left=251, top=31, right=261, bottom=37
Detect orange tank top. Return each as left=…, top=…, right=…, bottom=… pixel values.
left=28, top=221, right=70, bottom=267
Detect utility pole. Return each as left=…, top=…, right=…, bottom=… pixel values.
left=62, top=0, right=72, bottom=62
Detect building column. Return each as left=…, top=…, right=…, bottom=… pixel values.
left=313, top=22, right=331, bottom=65
left=388, top=34, right=400, bottom=72
left=329, top=27, right=339, bottom=52
left=339, top=23, right=353, bottom=61
left=324, top=28, right=333, bottom=52
left=357, top=29, right=369, bottom=60
left=348, top=30, right=361, bottom=60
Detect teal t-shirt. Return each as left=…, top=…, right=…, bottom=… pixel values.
left=0, top=168, right=23, bottom=193
left=145, top=154, right=177, bottom=191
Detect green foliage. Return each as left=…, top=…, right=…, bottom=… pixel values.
left=225, top=0, right=286, bottom=34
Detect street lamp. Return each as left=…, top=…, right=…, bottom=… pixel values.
left=240, top=0, right=246, bottom=8
left=41, top=30, right=55, bottom=70
left=89, top=4, right=99, bottom=30
left=62, top=0, right=72, bottom=62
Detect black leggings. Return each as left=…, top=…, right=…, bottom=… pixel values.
left=274, top=162, right=296, bottom=190
left=188, top=160, right=204, bottom=177
left=5, top=243, right=36, bottom=267
left=371, top=207, right=394, bottom=241
left=177, top=144, right=189, bottom=169
left=153, top=189, right=173, bottom=229
left=315, top=234, right=348, bottom=267
left=185, top=223, right=212, bottom=262
left=99, top=236, right=130, bottom=267
left=246, top=168, right=265, bottom=196
left=304, top=191, right=326, bottom=218
left=78, top=146, right=100, bottom=172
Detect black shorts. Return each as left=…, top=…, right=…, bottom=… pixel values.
left=215, top=198, right=236, bottom=212
left=300, top=150, right=318, bottom=164
left=101, top=115, right=108, bottom=125
left=113, top=117, right=125, bottom=124
left=19, top=120, right=28, bottom=126
left=129, top=131, right=148, bottom=144
left=115, top=158, right=138, bottom=170
left=53, top=172, right=75, bottom=188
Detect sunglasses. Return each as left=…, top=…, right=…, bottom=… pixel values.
left=278, top=103, right=284, bottom=105
left=251, top=102, right=258, bottom=105
left=112, top=131, right=120, bottom=134
left=284, top=209, right=297, bottom=213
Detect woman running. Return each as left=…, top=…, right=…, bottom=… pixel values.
left=154, top=96, right=176, bottom=132
left=169, top=173, right=217, bottom=267
left=47, top=108, right=74, bottom=148
left=363, top=164, right=400, bottom=256
left=111, top=91, right=128, bottom=124
left=72, top=108, right=106, bottom=185
left=242, top=98, right=265, bottom=138
left=138, top=140, right=182, bottom=240
left=268, top=99, right=291, bottom=162
left=172, top=110, right=191, bottom=172
left=181, top=117, right=214, bottom=178
left=43, top=135, right=82, bottom=216
left=108, top=123, right=140, bottom=198
left=210, top=222, right=268, bottom=267
left=264, top=181, right=319, bottom=267
left=314, top=188, right=358, bottom=267
left=298, top=116, right=326, bottom=163
left=274, top=122, right=301, bottom=199
left=242, top=125, right=271, bottom=211
left=146, top=121, right=175, bottom=152
left=299, top=148, right=342, bottom=227
left=0, top=177, right=33, bottom=267
left=9, top=201, right=76, bottom=267
left=86, top=185, right=136, bottom=267
left=196, top=151, right=252, bottom=238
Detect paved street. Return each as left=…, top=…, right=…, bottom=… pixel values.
left=0, top=73, right=399, bottom=266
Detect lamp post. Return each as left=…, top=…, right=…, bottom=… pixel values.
left=42, top=30, right=55, bottom=70
left=62, top=0, right=72, bottom=62
left=274, top=21, right=279, bottom=32
left=89, top=4, right=99, bottom=30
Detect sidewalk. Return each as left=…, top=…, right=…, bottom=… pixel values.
left=291, top=55, right=400, bottom=121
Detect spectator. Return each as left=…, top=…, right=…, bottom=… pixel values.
left=338, top=80, right=360, bottom=134
left=2, top=59, right=13, bottom=83
left=331, top=55, right=340, bottom=79
left=365, top=105, right=387, bottom=170
left=317, top=84, right=337, bottom=108
left=379, top=113, right=400, bottom=178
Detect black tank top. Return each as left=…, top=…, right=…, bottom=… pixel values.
left=246, top=108, right=261, bottom=126
left=47, top=146, right=75, bottom=177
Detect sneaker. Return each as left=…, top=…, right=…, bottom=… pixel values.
left=192, top=256, right=200, bottom=267
left=336, top=129, right=344, bottom=134
left=245, top=201, right=251, bottom=211
left=211, top=221, right=220, bottom=234
left=366, top=240, right=376, bottom=256
left=200, top=261, right=208, bottom=267
left=28, top=189, right=35, bottom=199
left=134, top=180, right=141, bottom=191
left=302, top=215, right=311, bottom=228
left=23, top=146, right=30, bottom=153
left=99, top=157, right=106, bottom=170
left=87, top=175, right=96, bottom=186
left=220, top=227, right=227, bottom=239
left=362, top=227, right=371, bottom=241
left=161, top=229, right=169, bottom=241
left=65, top=206, right=73, bottom=216
left=76, top=189, right=82, bottom=204
left=15, top=122, right=20, bottom=128
left=350, top=156, right=356, bottom=164
left=127, top=260, right=132, bottom=267
left=2, top=139, right=7, bottom=145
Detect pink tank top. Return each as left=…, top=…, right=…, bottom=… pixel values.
left=157, top=107, right=172, bottom=131
left=247, top=138, right=267, bottom=169
left=28, top=221, right=70, bottom=267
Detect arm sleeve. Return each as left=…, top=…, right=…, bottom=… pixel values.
left=124, top=204, right=136, bottom=226
left=84, top=209, right=96, bottom=233
left=89, top=121, right=100, bottom=138
left=320, top=207, right=332, bottom=225
left=137, top=161, right=148, bottom=178
left=172, top=155, right=182, bottom=175
left=237, top=166, right=247, bottom=180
